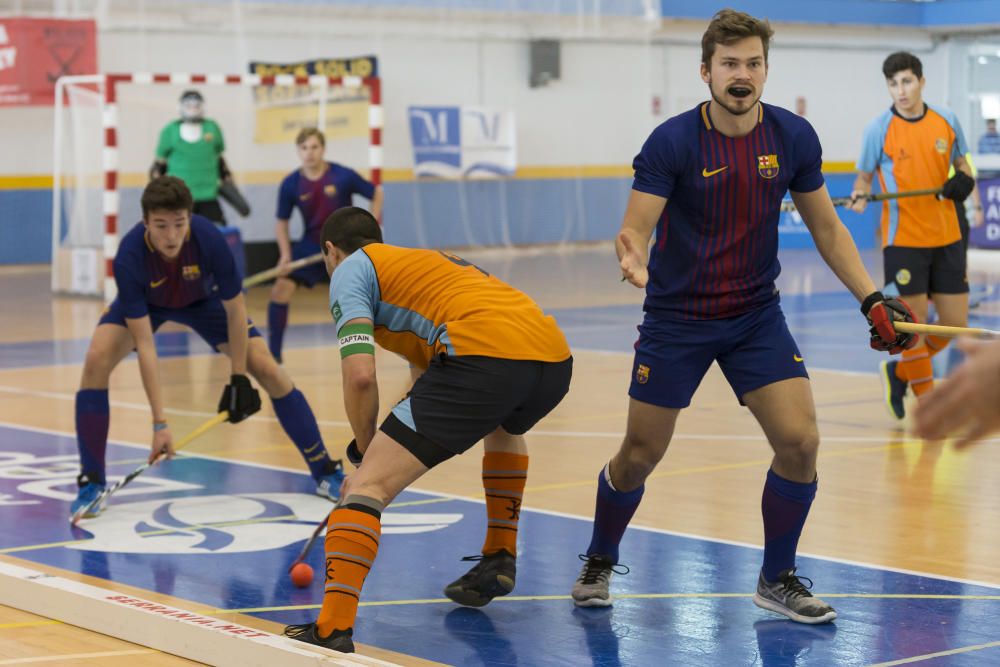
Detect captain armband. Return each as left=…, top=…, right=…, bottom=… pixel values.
left=338, top=323, right=375, bottom=358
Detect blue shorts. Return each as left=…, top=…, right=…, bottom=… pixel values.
left=99, top=297, right=262, bottom=350
left=288, top=238, right=329, bottom=288
left=629, top=301, right=808, bottom=409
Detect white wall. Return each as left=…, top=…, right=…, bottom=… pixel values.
left=0, top=8, right=967, bottom=177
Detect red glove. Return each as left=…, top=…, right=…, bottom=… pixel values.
left=861, top=291, right=918, bottom=354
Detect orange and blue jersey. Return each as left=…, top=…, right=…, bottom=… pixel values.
left=632, top=102, right=825, bottom=320
left=112, top=215, right=242, bottom=318
left=857, top=104, right=968, bottom=248
left=328, top=244, right=570, bottom=369
left=277, top=162, right=376, bottom=244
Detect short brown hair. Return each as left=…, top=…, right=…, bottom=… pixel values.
left=882, top=51, right=922, bottom=80
left=321, top=206, right=383, bottom=255
left=295, top=127, right=325, bottom=147
left=141, top=176, right=193, bottom=218
left=701, top=9, right=774, bottom=67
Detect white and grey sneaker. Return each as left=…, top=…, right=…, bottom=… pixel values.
left=753, top=568, right=837, bottom=624
left=571, top=554, right=628, bottom=608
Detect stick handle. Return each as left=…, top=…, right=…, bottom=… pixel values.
left=70, top=412, right=230, bottom=526
left=242, top=253, right=324, bottom=288
left=288, top=509, right=333, bottom=572
left=783, top=187, right=944, bottom=212
left=895, top=321, right=1000, bottom=340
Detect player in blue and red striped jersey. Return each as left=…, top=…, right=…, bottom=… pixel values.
left=71, top=176, right=345, bottom=518
left=569, top=9, right=916, bottom=624
left=267, top=128, right=383, bottom=363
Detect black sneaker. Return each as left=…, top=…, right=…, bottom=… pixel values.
left=879, top=359, right=907, bottom=421
left=443, top=551, right=516, bottom=607
left=283, top=622, right=354, bottom=653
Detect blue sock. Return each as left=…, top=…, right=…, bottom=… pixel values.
left=76, top=389, right=109, bottom=483
left=761, top=468, right=817, bottom=582
left=267, top=302, right=289, bottom=361
left=271, top=388, right=332, bottom=480
left=585, top=464, right=644, bottom=564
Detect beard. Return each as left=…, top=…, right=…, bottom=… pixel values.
left=708, top=79, right=761, bottom=116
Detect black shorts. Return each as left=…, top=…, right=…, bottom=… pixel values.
left=883, top=241, right=968, bottom=296
left=380, top=355, right=573, bottom=469
left=194, top=199, right=226, bottom=225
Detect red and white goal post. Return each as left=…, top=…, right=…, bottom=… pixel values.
left=52, top=72, right=382, bottom=301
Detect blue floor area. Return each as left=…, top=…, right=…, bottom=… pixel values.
left=3, top=291, right=998, bottom=373
left=3, top=424, right=999, bottom=666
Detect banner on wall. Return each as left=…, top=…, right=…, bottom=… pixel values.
left=408, top=105, right=517, bottom=179
left=973, top=176, right=1000, bottom=249
left=247, top=56, right=377, bottom=144
left=0, top=18, right=97, bottom=107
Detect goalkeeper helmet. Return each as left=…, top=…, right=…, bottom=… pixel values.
left=179, top=90, right=205, bottom=121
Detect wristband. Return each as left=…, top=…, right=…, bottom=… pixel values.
left=153, top=421, right=168, bottom=432
left=860, top=291, right=885, bottom=317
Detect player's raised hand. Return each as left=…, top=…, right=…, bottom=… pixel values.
left=861, top=291, right=918, bottom=354
left=618, top=232, right=649, bottom=288
left=913, top=339, right=1000, bottom=447
left=218, top=374, right=262, bottom=423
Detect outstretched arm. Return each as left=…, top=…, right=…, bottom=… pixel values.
left=340, top=318, right=379, bottom=453
left=616, top=190, right=666, bottom=288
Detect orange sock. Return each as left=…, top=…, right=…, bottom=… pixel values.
left=316, top=507, right=381, bottom=636
left=895, top=345, right=934, bottom=396
left=924, top=335, right=950, bottom=359
left=481, top=451, right=528, bottom=556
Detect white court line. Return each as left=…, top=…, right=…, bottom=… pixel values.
left=2, top=420, right=999, bottom=593
left=867, top=640, right=1000, bottom=666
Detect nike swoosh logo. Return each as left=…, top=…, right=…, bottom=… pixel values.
left=702, top=166, right=728, bottom=178
left=793, top=354, right=804, bottom=362
left=150, top=278, right=167, bottom=288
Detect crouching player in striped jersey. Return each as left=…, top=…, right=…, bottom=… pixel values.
left=569, top=9, right=917, bottom=625
left=283, top=207, right=573, bottom=652
left=71, top=176, right=345, bottom=518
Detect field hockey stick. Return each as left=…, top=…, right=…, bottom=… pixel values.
left=288, top=508, right=333, bottom=573
left=894, top=321, right=1000, bottom=340
left=70, top=411, right=230, bottom=526
left=242, top=253, right=324, bottom=288
left=780, top=187, right=944, bottom=212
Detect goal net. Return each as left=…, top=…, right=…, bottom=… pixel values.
left=52, top=72, right=382, bottom=300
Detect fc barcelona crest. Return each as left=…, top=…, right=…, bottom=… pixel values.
left=324, top=184, right=338, bottom=197
left=636, top=364, right=650, bottom=384
left=182, top=264, right=201, bottom=281
left=757, top=154, right=779, bottom=179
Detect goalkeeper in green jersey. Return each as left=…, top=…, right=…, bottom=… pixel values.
left=150, top=90, right=249, bottom=224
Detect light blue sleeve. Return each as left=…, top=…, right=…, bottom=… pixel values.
left=928, top=104, right=970, bottom=160
left=328, top=251, right=380, bottom=333
left=857, top=112, right=891, bottom=174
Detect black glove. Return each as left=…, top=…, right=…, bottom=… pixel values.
left=861, top=291, right=918, bottom=354
left=346, top=439, right=364, bottom=467
left=940, top=171, right=975, bottom=202
left=218, top=374, right=261, bottom=423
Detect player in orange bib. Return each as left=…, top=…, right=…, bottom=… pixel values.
left=284, top=207, right=573, bottom=653
left=849, top=51, right=975, bottom=421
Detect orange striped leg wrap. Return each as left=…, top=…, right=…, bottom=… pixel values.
left=316, top=507, right=381, bottom=636
left=924, top=335, right=951, bottom=358
left=896, top=345, right=934, bottom=397
left=481, top=452, right=528, bottom=557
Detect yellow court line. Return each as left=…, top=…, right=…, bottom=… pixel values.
left=0, top=620, right=61, bottom=629
left=0, top=650, right=157, bottom=665
left=868, top=640, right=1000, bottom=666
left=223, top=591, right=1000, bottom=614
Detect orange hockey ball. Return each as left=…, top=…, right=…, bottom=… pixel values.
left=290, top=562, right=314, bottom=588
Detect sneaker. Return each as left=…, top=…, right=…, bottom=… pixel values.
left=69, top=473, right=106, bottom=520
left=283, top=622, right=354, bottom=653
left=443, top=551, right=516, bottom=607
left=752, top=568, right=837, bottom=624
left=314, top=459, right=345, bottom=502
left=879, top=359, right=907, bottom=421
left=571, top=554, right=628, bottom=608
